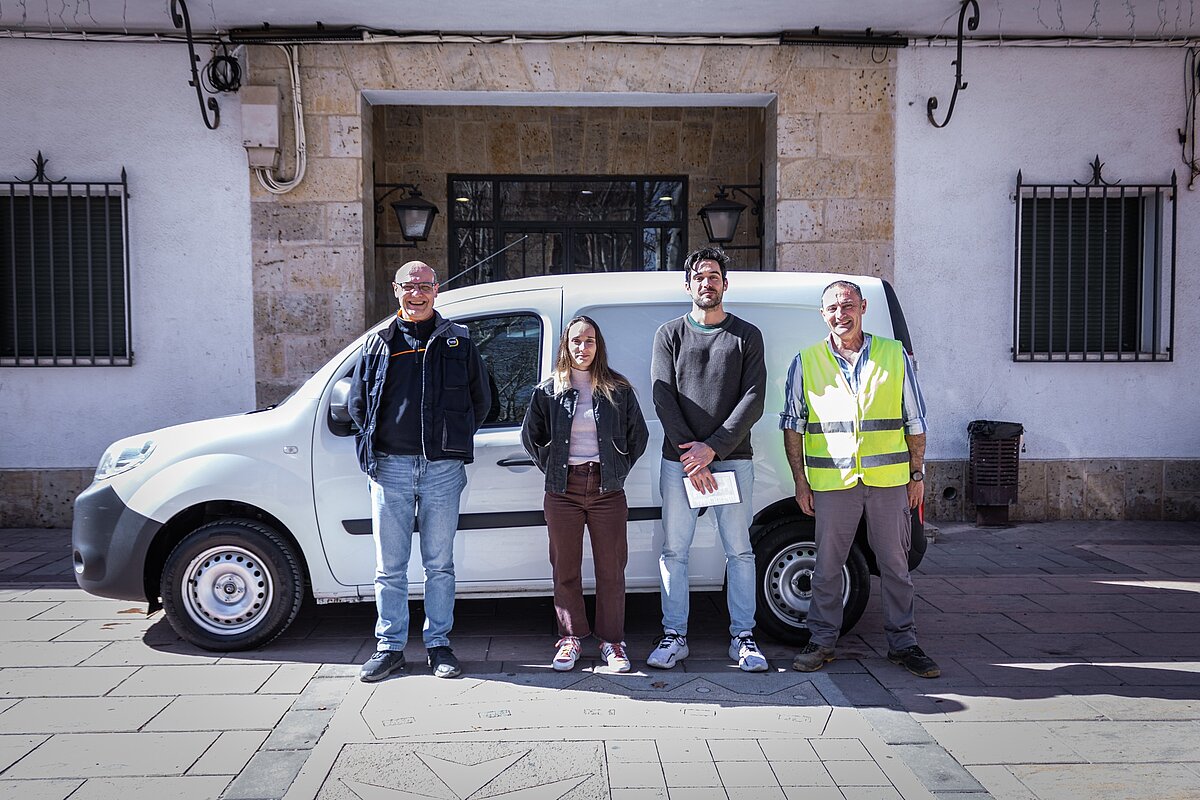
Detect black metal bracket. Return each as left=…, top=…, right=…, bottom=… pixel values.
left=15, top=151, right=65, bottom=184
left=375, top=182, right=421, bottom=249
left=170, top=0, right=220, bottom=130
left=927, top=0, right=979, bottom=129
left=1074, top=155, right=1122, bottom=187
left=714, top=162, right=766, bottom=252
left=716, top=184, right=765, bottom=249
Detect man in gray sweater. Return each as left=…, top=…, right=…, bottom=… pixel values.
left=647, top=247, right=769, bottom=672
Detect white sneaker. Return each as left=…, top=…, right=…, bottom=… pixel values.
left=600, top=641, right=632, bottom=673
left=553, top=636, right=581, bottom=671
left=646, top=630, right=689, bottom=669
left=730, top=631, right=769, bottom=672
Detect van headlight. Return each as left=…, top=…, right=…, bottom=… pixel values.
left=95, top=439, right=156, bottom=480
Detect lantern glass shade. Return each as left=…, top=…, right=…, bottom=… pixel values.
left=391, top=194, right=439, bottom=242
left=698, top=195, right=746, bottom=244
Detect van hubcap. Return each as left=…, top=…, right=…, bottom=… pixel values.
left=763, top=542, right=850, bottom=624
left=215, top=575, right=247, bottom=603
left=182, top=545, right=273, bottom=635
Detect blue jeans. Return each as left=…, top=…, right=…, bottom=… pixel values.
left=369, top=454, right=467, bottom=651
left=658, top=458, right=756, bottom=637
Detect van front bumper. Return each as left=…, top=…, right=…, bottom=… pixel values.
left=72, top=481, right=162, bottom=602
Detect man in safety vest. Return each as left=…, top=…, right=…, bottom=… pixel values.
left=781, top=280, right=940, bottom=678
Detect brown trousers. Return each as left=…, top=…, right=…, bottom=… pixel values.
left=543, top=462, right=629, bottom=643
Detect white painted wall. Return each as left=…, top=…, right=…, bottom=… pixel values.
left=896, top=46, right=1199, bottom=460
left=0, top=40, right=255, bottom=469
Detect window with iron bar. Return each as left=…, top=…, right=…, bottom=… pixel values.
left=446, top=174, right=689, bottom=287
left=1013, top=167, right=1176, bottom=362
left=1, top=172, right=131, bottom=366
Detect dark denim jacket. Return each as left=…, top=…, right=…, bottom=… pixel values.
left=347, top=313, right=490, bottom=479
left=520, top=377, right=649, bottom=494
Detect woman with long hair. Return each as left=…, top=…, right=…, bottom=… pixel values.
left=521, top=315, right=649, bottom=672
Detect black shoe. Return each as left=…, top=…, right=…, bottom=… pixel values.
left=887, top=645, right=941, bottom=678
left=360, top=650, right=406, bottom=683
left=427, top=645, right=462, bottom=679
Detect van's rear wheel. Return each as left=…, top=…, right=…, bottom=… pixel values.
left=161, top=519, right=304, bottom=651
left=754, top=518, right=870, bottom=646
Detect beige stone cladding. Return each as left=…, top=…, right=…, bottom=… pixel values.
left=1, top=469, right=93, bottom=527
left=371, top=104, right=763, bottom=322
left=923, top=459, right=1200, bottom=523
left=245, top=42, right=897, bottom=406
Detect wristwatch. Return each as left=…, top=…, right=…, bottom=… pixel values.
left=910, top=469, right=924, bottom=482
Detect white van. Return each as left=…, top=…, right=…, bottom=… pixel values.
left=72, top=271, right=926, bottom=651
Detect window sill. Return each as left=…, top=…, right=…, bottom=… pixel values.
left=1012, top=352, right=1172, bottom=363
left=0, top=356, right=134, bottom=367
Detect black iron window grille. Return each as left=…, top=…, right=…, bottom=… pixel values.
left=447, top=175, right=687, bottom=287
left=2, top=153, right=132, bottom=366
left=1013, top=158, right=1176, bottom=362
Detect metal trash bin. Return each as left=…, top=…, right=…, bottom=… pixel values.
left=966, top=420, right=1024, bottom=526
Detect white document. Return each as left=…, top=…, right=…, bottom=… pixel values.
left=683, top=470, right=742, bottom=509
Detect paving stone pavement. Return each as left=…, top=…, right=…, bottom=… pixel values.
left=0, top=519, right=1198, bottom=799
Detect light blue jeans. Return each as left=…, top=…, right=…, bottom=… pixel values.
left=658, top=457, right=757, bottom=637
left=369, top=454, right=467, bottom=652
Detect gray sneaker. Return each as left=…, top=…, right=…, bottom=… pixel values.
left=360, top=650, right=406, bottom=682
left=730, top=631, right=769, bottom=672
left=791, top=642, right=835, bottom=672
left=646, top=630, right=689, bottom=669
left=427, top=646, right=462, bottom=679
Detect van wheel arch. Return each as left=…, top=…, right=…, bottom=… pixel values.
left=143, top=502, right=310, bottom=613
left=750, top=497, right=809, bottom=544
left=160, top=516, right=306, bottom=651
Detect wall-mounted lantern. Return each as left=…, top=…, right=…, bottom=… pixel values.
left=375, top=183, right=439, bottom=248
left=698, top=168, right=763, bottom=251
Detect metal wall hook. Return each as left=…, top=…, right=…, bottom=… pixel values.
left=170, top=0, right=220, bottom=130
left=926, top=0, right=980, bottom=129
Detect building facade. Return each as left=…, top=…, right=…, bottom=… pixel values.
left=2, top=36, right=1196, bottom=525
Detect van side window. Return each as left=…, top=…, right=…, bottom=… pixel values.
left=463, top=315, right=541, bottom=428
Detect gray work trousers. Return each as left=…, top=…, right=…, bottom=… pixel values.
left=808, top=481, right=918, bottom=651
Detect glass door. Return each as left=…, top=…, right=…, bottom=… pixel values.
left=448, top=175, right=687, bottom=287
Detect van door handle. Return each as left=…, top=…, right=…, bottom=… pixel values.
left=497, top=457, right=535, bottom=468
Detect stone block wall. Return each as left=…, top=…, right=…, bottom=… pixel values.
left=775, top=50, right=896, bottom=281
left=0, top=469, right=92, bottom=528
left=248, top=46, right=370, bottom=406
left=245, top=42, right=898, bottom=406
left=924, top=459, right=1200, bottom=523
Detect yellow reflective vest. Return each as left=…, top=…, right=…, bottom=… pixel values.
left=800, top=335, right=910, bottom=491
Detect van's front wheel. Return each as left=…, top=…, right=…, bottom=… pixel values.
left=753, top=518, right=870, bottom=645
left=161, top=519, right=305, bottom=651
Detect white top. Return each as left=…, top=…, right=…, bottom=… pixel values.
left=567, top=368, right=600, bottom=465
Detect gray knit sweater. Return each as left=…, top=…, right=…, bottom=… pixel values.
left=651, top=313, right=767, bottom=462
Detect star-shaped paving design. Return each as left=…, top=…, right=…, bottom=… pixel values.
left=339, top=749, right=591, bottom=800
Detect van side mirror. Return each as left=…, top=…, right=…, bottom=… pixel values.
left=328, top=376, right=355, bottom=437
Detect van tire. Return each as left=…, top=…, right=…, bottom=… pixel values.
left=161, top=519, right=305, bottom=652
left=754, top=517, right=871, bottom=646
